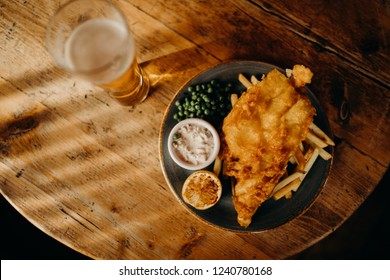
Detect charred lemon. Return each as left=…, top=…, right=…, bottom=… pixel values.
left=182, top=170, right=222, bottom=210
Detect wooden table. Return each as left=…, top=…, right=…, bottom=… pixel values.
left=1, top=0, right=389, bottom=259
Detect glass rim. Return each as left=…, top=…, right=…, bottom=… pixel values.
left=45, top=0, right=134, bottom=76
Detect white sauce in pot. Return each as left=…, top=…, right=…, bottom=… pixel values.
left=172, top=123, right=215, bottom=166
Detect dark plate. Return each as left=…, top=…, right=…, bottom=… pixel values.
left=159, top=61, right=333, bottom=232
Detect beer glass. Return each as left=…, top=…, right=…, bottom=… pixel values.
left=46, top=0, right=150, bottom=106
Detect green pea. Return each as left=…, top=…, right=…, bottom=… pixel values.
left=172, top=78, right=237, bottom=124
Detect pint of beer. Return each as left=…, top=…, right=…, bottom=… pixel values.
left=46, top=0, right=149, bottom=106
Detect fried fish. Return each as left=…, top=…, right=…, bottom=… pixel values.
left=221, top=65, right=316, bottom=227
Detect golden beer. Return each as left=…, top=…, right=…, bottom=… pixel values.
left=100, top=57, right=150, bottom=106
left=47, top=0, right=150, bottom=106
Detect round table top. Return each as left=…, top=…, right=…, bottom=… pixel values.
left=1, top=0, right=389, bottom=259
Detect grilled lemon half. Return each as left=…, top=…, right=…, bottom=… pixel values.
left=182, top=170, right=222, bottom=210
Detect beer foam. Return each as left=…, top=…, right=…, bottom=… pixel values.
left=64, top=18, right=135, bottom=84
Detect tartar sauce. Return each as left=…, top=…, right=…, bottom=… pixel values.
left=172, top=123, right=215, bottom=166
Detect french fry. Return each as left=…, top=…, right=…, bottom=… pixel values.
left=300, top=148, right=319, bottom=180
left=221, top=160, right=229, bottom=179
left=309, top=123, right=335, bottom=146
left=230, top=93, right=238, bottom=106
left=274, top=143, right=328, bottom=201
left=273, top=178, right=302, bottom=200
left=288, top=143, right=313, bottom=178
left=285, top=68, right=293, bottom=78
left=303, top=145, right=315, bottom=162
left=294, top=148, right=306, bottom=170
left=271, top=171, right=303, bottom=196
left=284, top=191, right=293, bottom=199
left=238, top=73, right=252, bottom=89
left=317, top=146, right=332, bottom=160
left=289, top=156, right=297, bottom=165
left=230, top=177, right=236, bottom=195
left=305, top=138, right=333, bottom=160
left=213, top=155, right=222, bottom=176
left=298, top=141, right=305, bottom=152
left=250, top=75, right=260, bottom=85
left=306, top=131, right=328, bottom=148
left=281, top=170, right=289, bottom=179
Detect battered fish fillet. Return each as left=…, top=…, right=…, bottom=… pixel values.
left=221, top=65, right=316, bottom=227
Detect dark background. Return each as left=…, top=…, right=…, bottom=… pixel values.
left=1, top=169, right=388, bottom=260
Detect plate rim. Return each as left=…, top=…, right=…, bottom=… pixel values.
left=158, top=60, right=334, bottom=233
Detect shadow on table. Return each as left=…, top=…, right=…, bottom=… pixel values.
left=0, top=195, right=90, bottom=260
left=1, top=169, right=388, bottom=260
left=291, top=168, right=389, bottom=260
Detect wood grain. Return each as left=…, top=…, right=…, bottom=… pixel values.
left=1, top=0, right=389, bottom=259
